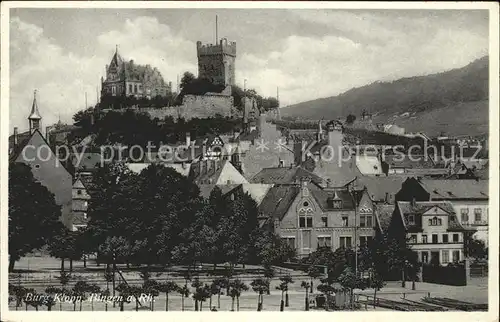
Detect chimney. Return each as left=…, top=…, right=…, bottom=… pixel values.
left=300, top=177, right=309, bottom=197
left=13, top=127, right=18, bottom=145
left=411, top=197, right=416, bottom=207
left=327, top=178, right=332, bottom=188
left=186, top=132, right=191, bottom=147
left=385, top=193, right=389, bottom=204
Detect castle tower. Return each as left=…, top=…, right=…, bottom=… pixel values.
left=28, top=90, right=42, bottom=133
left=196, top=38, right=236, bottom=87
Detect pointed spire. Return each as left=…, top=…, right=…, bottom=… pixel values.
left=28, top=90, right=41, bottom=120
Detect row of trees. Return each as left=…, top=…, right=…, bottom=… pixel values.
left=72, top=108, right=240, bottom=147
left=8, top=161, right=295, bottom=273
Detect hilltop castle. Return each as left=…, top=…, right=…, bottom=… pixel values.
left=101, top=47, right=172, bottom=99
left=197, top=38, right=236, bottom=87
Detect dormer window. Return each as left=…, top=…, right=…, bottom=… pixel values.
left=408, top=214, right=415, bottom=225
left=332, top=200, right=342, bottom=209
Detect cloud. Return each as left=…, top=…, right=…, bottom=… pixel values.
left=9, top=11, right=488, bottom=132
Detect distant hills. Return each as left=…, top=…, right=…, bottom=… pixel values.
left=282, top=56, right=489, bottom=137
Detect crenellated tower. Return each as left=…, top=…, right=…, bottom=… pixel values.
left=196, top=38, right=236, bottom=87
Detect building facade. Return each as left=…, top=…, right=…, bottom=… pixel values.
left=259, top=179, right=376, bottom=257
left=391, top=201, right=467, bottom=266
left=101, top=48, right=172, bottom=99
left=197, top=38, right=236, bottom=87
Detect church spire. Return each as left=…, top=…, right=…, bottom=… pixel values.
left=28, top=90, right=42, bottom=133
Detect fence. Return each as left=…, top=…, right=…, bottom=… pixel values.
left=422, top=263, right=466, bottom=286
left=469, top=262, right=488, bottom=277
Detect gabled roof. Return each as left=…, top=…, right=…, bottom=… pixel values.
left=258, top=185, right=300, bottom=221
left=190, top=159, right=229, bottom=185
left=419, top=179, right=488, bottom=200
left=375, top=204, right=395, bottom=233
left=352, top=176, right=405, bottom=202
left=396, top=201, right=463, bottom=231
left=382, top=154, right=435, bottom=169
left=250, top=166, right=324, bottom=186
left=222, top=183, right=273, bottom=206
left=310, top=188, right=355, bottom=211
left=9, top=131, right=32, bottom=162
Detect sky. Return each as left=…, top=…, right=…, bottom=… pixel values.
left=9, top=8, right=489, bottom=132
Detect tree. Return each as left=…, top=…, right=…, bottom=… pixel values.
left=116, top=283, right=132, bottom=311
left=307, top=265, right=322, bottom=293
left=9, top=285, right=27, bottom=311
left=250, top=278, right=269, bottom=311
left=8, top=163, right=64, bottom=272
left=317, top=275, right=337, bottom=311
left=211, top=277, right=227, bottom=309
left=300, top=281, right=311, bottom=311
left=346, top=114, right=356, bottom=125
left=338, top=267, right=361, bottom=309
left=367, top=269, right=385, bottom=308
left=279, top=275, right=294, bottom=307
left=72, top=281, right=90, bottom=311
left=44, top=286, right=59, bottom=311
left=193, top=284, right=211, bottom=311
left=143, top=279, right=160, bottom=311
left=159, top=281, right=178, bottom=311
left=191, top=277, right=203, bottom=311
left=176, top=285, right=190, bottom=311
left=23, top=288, right=44, bottom=311
left=275, top=282, right=287, bottom=311
left=229, top=279, right=248, bottom=311
left=86, top=283, right=101, bottom=311
left=56, top=271, right=71, bottom=311
left=263, top=265, right=275, bottom=295
left=465, top=236, right=487, bottom=261
left=48, top=229, right=83, bottom=273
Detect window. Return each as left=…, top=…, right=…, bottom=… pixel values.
left=83, top=213, right=87, bottom=220
left=461, top=208, right=469, bottom=222
left=442, top=234, right=449, bottom=243
left=129, top=84, right=133, bottom=93
left=474, top=208, right=482, bottom=222
left=422, top=235, right=428, bottom=244
left=360, top=215, right=372, bottom=227
left=134, top=84, right=138, bottom=93
left=332, top=200, right=342, bottom=209
left=281, top=237, right=295, bottom=250
left=430, top=217, right=442, bottom=226
left=303, top=201, right=309, bottom=207
left=409, top=234, right=417, bottom=244
left=34, top=164, right=41, bottom=169
left=84, top=201, right=88, bottom=208
left=452, top=250, right=460, bottom=262
left=317, top=236, right=332, bottom=248
left=299, top=217, right=306, bottom=228
left=453, top=233, right=459, bottom=242
left=442, top=250, right=449, bottom=263
left=432, top=234, right=438, bottom=244
left=77, top=190, right=82, bottom=195
left=342, top=216, right=349, bottom=227
left=321, top=216, right=328, bottom=227
left=339, top=237, right=352, bottom=249
left=306, top=217, right=313, bottom=228
left=408, top=214, right=415, bottom=225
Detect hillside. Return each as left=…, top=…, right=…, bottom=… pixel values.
left=282, top=56, right=489, bottom=137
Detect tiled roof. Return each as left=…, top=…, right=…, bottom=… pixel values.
left=190, top=159, right=229, bottom=185
left=375, top=204, right=395, bottom=233
left=382, top=154, right=435, bottom=169
left=310, top=188, right=355, bottom=211
left=419, top=179, right=489, bottom=200
left=397, top=201, right=463, bottom=231
left=258, top=185, right=300, bottom=221
left=353, top=176, right=405, bottom=202
left=250, top=166, right=324, bottom=186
